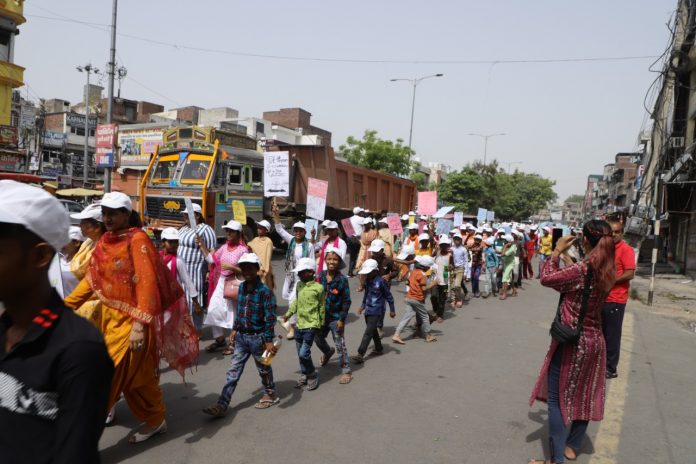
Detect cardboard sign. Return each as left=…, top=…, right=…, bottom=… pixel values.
left=263, top=151, right=290, bottom=197
left=386, top=215, right=403, bottom=235
left=184, top=197, right=197, bottom=230
left=477, top=208, right=488, bottom=223
left=306, top=177, right=329, bottom=220
left=408, top=215, right=415, bottom=225
left=341, top=218, right=355, bottom=237
left=305, top=218, right=319, bottom=236
left=418, top=221, right=426, bottom=234
left=417, top=191, right=437, bottom=215
left=436, top=219, right=453, bottom=236
left=453, top=212, right=464, bottom=227
left=486, top=210, right=495, bottom=222
left=232, top=200, right=247, bottom=225
left=433, top=206, right=454, bottom=219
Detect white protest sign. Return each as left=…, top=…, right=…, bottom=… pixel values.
left=306, top=177, right=329, bottom=220
left=433, top=206, right=454, bottom=219
left=263, top=151, right=290, bottom=197
left=184, top=197, right=197, bottom=230
left=453, top=212, right=464, bottom=227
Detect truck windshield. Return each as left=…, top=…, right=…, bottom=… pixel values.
left=152, top=155, right=179, bottom=183
left=180, top=155, right=212, bottom=184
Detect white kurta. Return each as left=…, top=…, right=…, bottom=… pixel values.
left=275, top=223, right=311, bottom=303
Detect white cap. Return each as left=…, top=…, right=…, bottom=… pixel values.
left=438, top=235, right=451, bottom=245
left=182, top=203, right=202, bottom=214
left=511, top=230, right=520, bottom=237
left=531, top=225, right=538, bottom=230
left=358, top=258, right=379, bottom=275
left=397, top=244, right=415, bottom=260
left=503, top=234, right=514, bottom=242
left=407, top=223, right=419, bottom=230
left=475, top=228, right=483, bottom=234
left=238, top=252, right=261, bottom=266
left=222, top=220, right=243, bottom=231
left=292, top=257, right=316, bottom=273
left=362, top=217, right=374, bottom=225
left=324, top=220, right=339, bottom=229
left=474, top=234, right=483, bottom=240
left=292, top=221, right=306, bottom=230
left=418, top=232, right=430, bottom=241
left=101, top=192, right=132, bottom=212
left=419, top=215, right=428, bottom=221
left=324, top=245, right=344, bottom=261
left=401, top=214, right=409, bottom=221
left=368, top=239, right=385, bottom=252
left=484, top=227, right=493, bottom=233
left=68, top=226, right=85, bottom=242
left=71, top=203, right=103, bottom=222
left=452, top=232, right=463, bottom=239
left=0, top=180, right=70, bottom=252
left=414, top=255, right=434, bottom=268
left=408, top=211, right=416, bottom=216
left=257, top=220, right=271, bottom=231
left=378, top=218, right=389, bottom=224
left=353, top=207, right=364, bottom=214
left=485, top=237, right=495, bottom=246
left=543, top=226, right=551, bottom=233
left=161, top=227, right=180, bottom=241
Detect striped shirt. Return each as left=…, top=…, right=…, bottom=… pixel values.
left=177, top=223, right=216, bottom=305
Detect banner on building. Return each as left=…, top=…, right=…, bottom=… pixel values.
left=95, top=124, right=118, bottom=168
left=263, top=151, right=290, bottom=197
left=306, top=177, right=328, bottom=220
left=0, top=125, right=18, bottom=146
left=118, top=128, right=165, bottom=166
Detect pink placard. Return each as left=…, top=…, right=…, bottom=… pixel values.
left=341, top=218, right=355, bottom=237
left=308, top=177, right=328, bottom=197
left=418, top=221, right=426, bottom=234
left=418, top=191, right=437, bottom=215
left=386, top=215, right=403, bottom=235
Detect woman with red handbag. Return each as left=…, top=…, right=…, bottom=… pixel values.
left=197, top=220, right=248, bottom=355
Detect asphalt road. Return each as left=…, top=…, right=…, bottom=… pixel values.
left=99, top=257, right=696, bottom=464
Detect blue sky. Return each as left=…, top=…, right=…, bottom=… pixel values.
left=17, top=0, right=674, bottom=202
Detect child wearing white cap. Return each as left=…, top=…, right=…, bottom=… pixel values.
left=500, top=235, right=518, bottom=299
left=248, top=220, right=275, bottom=291
left=392, top=255, right=437, bottom=344
left=160, top=228, right=203, bottom=320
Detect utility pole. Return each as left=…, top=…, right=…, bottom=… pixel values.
left=77, top=64, right=99, bottom=187
left=647, top=174, right=661, bottom=306
left=104, top=0, right=119, bottom=193
left=468, top=133, right=506, bottom=167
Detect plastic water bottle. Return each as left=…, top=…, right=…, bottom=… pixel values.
left=443, top=264, right=449, bottom=281
left=260, top=336, right=283, bottom=366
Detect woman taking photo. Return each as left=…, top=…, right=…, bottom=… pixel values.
left=528, top=219, right=615, bottom=464
left=198, top=220, right=248, bottom=355
left=65, top=192, right=198, bottom=443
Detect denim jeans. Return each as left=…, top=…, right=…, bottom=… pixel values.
left=547, top=348, right=588, bottom=462
left=471, top=265, right=481, bottom=294
left=314, top=320, right=351, bottom=374
left=358, top=314, right=383, bottom=355
left=487, top=268, right=498, bottom=295
left=294, top=328, right=318, bottom=378
left=218, top=332, right=275, bottom=408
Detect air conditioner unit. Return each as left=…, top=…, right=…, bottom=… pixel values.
left=670, top=137, right=685, bottom=148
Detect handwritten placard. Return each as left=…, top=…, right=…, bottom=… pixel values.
left=453, top=211, right=464, bottom=227
left=418, top=191, right=438, bottom=215
left=433, top=206, right=454, bottom=219
left=263, top=151, right=290, bottom=197
left=486, top=210, right=495, bottom=222
left=477, top=208, right=488, bottom=223
left=341, top=218, right=355, bottom=237
left=386, top=215, right=403, bottom=235
left=305, top=218, right=319, bottom=236
left=306, top=177, right=329, bottom=220
left=232, top=200, right=247, bottom=224
left=436, top=219, right=453, bottom=236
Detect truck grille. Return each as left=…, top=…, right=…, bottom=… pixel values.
left=145, top=196, right=202, bottom=223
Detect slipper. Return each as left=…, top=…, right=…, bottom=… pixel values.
left=339, top=373, right=353, bottom=384
left=351, top=354, right=364, bottom=364
left=254, top=397, right=280, bottom=409
left=129, top=420, right=167, bottom=444
left=205, top=339, right=226, bottom=353
left=320, top=348, right=335, bottom=367
left=221, top=346, right=234, bottom=356
left=305, top=375, right=319, bottom=391
left=294, top=378, right=307, bottom=389
left=202, top=404, right=227, bottom=418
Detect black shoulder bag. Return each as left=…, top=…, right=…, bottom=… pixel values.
left=549, top=267, right=593, bottom=345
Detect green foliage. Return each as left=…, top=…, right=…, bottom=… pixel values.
left=438, top=161, right=557, bottom=221
left=409, top=171, right=428, bottom=191
left=564, top=194, right=585, bottom=204
left=340, top=130, right=415, bottom=177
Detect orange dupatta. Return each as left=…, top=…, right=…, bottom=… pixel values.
left=87, top=228, right=198, bottom=376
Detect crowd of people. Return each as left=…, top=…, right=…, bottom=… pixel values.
left=0, top=180, right=635, bottom=464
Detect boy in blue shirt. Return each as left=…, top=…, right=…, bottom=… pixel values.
left=351, top=259, right=395, bottom=364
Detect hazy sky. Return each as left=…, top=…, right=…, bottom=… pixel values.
left=17, top=1, right=675, bottom=202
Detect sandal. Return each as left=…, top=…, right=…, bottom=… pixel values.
left=424, top=335, right=437, bottom=343
left=205, top=338, right=226, bottom=353
left=305, top=375, right=319, bottom=391
left=129, top=420, right=167, bottom=444
left=351, top=354, right=364, bottom=364
left=294, top=377, right=307, bottom=389
left=339, top=373, right=353, bottom=384
left=320, top=348, right=335, bottom=366
left=254, top=396, right=280, bottom=409
left=222, top=346, right=234, bottom=356
left=202, top=404, right=228, bottom=418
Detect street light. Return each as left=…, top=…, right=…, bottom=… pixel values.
left=390, top=73, right=444, bottom=159
left=468, top=132, right=506, bottom=166
left=77, top=64, right=100, bottom=186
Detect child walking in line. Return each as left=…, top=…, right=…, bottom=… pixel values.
left=315, top=246, right=353, bottom=384
left=160, top=227, right=203, bottom=316
left=351, top=259, right=395, bottom=364
left=392, top=255, right=438, bottom=344
left=282, top=257, right=325, bottom=391
left=483, top=237, right=501, bottom=298
left=431, top=235, right=453, bottom=323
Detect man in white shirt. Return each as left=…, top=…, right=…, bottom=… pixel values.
left=347, top=207, right=365, bottom=277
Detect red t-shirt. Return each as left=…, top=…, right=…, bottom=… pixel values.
left=606, top=240, right=636, bottom=304
left=407, top=268, right=427, bottom=302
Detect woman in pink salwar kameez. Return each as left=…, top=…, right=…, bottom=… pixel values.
left=529, top=220, right=616, bottom=464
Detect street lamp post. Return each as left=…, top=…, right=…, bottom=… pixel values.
left=468, top=132, right=506, bottom=166
left=390, top=73, right=444, bottom=161
left=77, top=64, right=99, bottom=187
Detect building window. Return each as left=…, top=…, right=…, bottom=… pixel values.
left=251, top=166, right=263, bottom=184
left=228, top=165, right=242, bottom=184
left=255, top=121, right=265, bottom=135
left=125, top=106, right=136, bottom=122
left=0, top=29, right=12, bottom=62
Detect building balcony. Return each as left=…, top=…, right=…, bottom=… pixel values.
left=0, top=62, right=24, bottom=88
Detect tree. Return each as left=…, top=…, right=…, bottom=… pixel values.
left=438, top=161, right=557, bottom=221
left=409, top=171, right=428, bottom=191
left=564, top=194, right=585, bottom=204
left=340, top=130, right=415, bottom=176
